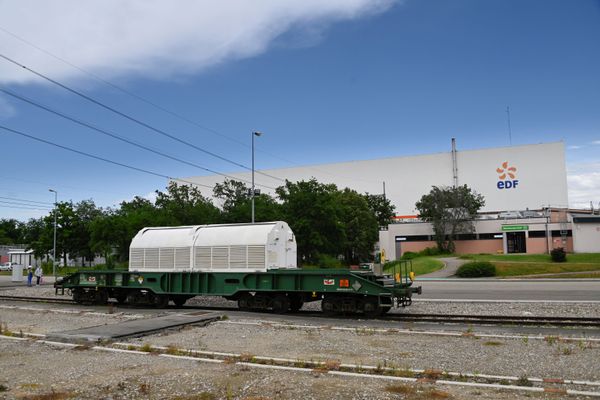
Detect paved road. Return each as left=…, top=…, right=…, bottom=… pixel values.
left=415, top=279, right=600, bottom=302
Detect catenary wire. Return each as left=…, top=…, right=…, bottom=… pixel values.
left=0, top=30, right=379, bottom=186
left=0, top=26, right=314, bottom=169
left=0, top=87, right=276, bottom=190
left=0, top=203, right=52, bottom=211
left=0, top=124, right=213, bottom=189
left=0, top=53, right=285, bottom=183
left=0, top=199, right=53, bottom=209
left=0, top=196, right=53, bottom=205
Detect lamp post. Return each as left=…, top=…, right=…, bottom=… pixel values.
left=251, top=131, right=262, bottom=223
left=49, top=189, right=57, bottom=279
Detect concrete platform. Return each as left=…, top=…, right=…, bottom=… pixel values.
left=47, top=311, right=222, bottom=343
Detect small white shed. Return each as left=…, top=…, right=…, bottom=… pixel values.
left=129, top=221, right=297, bottom=272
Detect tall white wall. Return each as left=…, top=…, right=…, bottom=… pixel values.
left=180, top=142, right=568, bottom=215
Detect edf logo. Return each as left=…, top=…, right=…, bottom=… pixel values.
left=496, top=161, right=519, bottom=189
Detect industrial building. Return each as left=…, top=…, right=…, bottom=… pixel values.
left=180, top=141, right=600, bottom=258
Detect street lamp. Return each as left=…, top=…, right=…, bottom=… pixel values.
left=251, top=131, right=262, bottom=223
left=49, top=189, right=57, bottom=279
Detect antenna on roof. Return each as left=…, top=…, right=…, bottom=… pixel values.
left=506, top=106, right=513, bottom=145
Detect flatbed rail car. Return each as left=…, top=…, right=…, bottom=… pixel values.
left=55, top=263, right=421, bottom=316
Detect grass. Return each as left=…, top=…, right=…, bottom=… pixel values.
left=494, top=262, right=600, bottom=277
left=410, top=257, right=445, bottom=275
left=385, top=257, right=444, bottom=276
left=460, top=253, right=600, bottom=263
left=458, top=253, right=600, bottom=277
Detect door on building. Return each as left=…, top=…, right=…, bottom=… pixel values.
left=506, top=231, right=526, bottom=253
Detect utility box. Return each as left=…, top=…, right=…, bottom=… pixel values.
left=129, top=221, right=297, bottom=273
left=11, top=264, right=24, bottom=282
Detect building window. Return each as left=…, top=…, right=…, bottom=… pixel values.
left=528, top=231, right=547, bottom=238
left=456, top=234, right=477, bottom=240
left=478, top=233, right=502, bottom=240
left=396, top=235, right=430, bottom=242
left=551, top=230, right=572, bottom=237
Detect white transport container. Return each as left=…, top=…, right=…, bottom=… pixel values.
left=129, top=221, right=297, bottom=272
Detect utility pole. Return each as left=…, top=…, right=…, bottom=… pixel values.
left=49, top=189, right=57, bottom=278
left=251, top=131, right=262, bottom=223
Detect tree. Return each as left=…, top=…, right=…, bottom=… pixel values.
left=415, top=185, right=485, bottom=253
left=213, top=179, right=282, bottom=223
left=0, top=218, right=24, bottom=245
left=276, top=179, right=345, bottom=264
left=155, top=182, right=220, bottom=225
left=364, top=194, right=396, bottom=227
left=338, top=189, right=379, bottom=263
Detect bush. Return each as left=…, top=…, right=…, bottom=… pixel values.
left=400, top=252, right=419, bottom=260
left=550, top=247, right=567, bottom=263
left=420, top=247, right=443, bottom=256
left=456, top=261, right=496, bottom=278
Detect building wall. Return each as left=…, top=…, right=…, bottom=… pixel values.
left=380, top=214, right=576, bottom=260
left=454, top=239, right=503, bottom=255
left=180, top=142, right=568, bottom=215
left=572, top=222, right=600, bottom=252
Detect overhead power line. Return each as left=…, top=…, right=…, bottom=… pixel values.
left=0, top=53, right=285, bottom=183
left=0, top=199, right=52, bottom=209
left=0, top=196, right=53, bottom=205
left=0, top=203, right=52, bottom=211
left=0, top=124, right=213, bottom=189
left=0, top=25, right=249, bottom=149
left=0, top=87, right=275, bottom=190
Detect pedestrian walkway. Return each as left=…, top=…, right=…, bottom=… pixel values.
left=418, top=257, right=467, bottom=279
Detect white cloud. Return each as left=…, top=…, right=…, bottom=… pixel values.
left=0, top=0, right=396, bottom=85
left=0, top=95, right=16, bottom=118
left=567, top=162, right=600, bottom=209
left=567, top=145, right=582, bottom=150
left=592, top=140, right=600, bottom=145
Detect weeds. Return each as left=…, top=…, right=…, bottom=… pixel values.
left=516, top=375, right=533, bottom=387
left=238, top=353, right=255, bottom=362
left=139, top=343, right=154, bottom=353
left=544, top=335, right=559, bottom=345
left=385, top=384, right=415, bottom=394
left=483, top=341, right=503, bottom=346
left=0, top=384, right=7, bottom=392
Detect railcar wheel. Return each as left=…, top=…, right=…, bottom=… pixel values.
left=321, top=297, right=336, bottom=316
left=380, top=306, right=391, bottom=314
left=289, top=295, right=304, bottom=313
left=93, top=290, right=109, bottom=305
left=172, top=296, right=188, bottom=307
left=271, top=295, right=290, bottom=314
left=237, top=293, right=253, bottom=311
left=115, top=293, right=127, bottom=305
left=361, top=298, right=382, bottom=318
left=153, top=294, right=169, bottom=308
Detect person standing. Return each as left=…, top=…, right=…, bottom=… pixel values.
left=34, top=265, right=43, bottom=286
left=27, top=266, right=33, bottom=287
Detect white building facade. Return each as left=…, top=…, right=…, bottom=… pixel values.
left=181, top=141, right=568, bottom=215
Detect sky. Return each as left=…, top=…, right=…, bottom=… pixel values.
left=0, top=0, right=599, bottom=221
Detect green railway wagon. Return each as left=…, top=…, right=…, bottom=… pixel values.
left=55, top=263, right=420, bottom=316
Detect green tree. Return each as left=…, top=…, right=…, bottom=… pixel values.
left=71, top=200, right=104, bottom=266
left=213, top=179, right=281, bottom=223
left=0, top=218, right=24, bottom=244
left=415, top=185, right=485, bottom=253
left=276, top=179, right=345, bottom=265
left=338, top=189, right=379, bottom=263
left=22, top=218, right=48, bottom=260
left=155, top=182, right=220, bottom=225
left=364, top=193, right=396, bottom=227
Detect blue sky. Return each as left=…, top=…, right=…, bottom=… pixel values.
left=0, top=0, right=599, bottom=221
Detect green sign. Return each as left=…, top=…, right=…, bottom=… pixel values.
left=502, top=225, right=529, bottom=231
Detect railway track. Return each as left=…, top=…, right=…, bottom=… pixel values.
left=2, top=294, right=600, bottom=328
left=381, top=313, right=600, bottom=328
